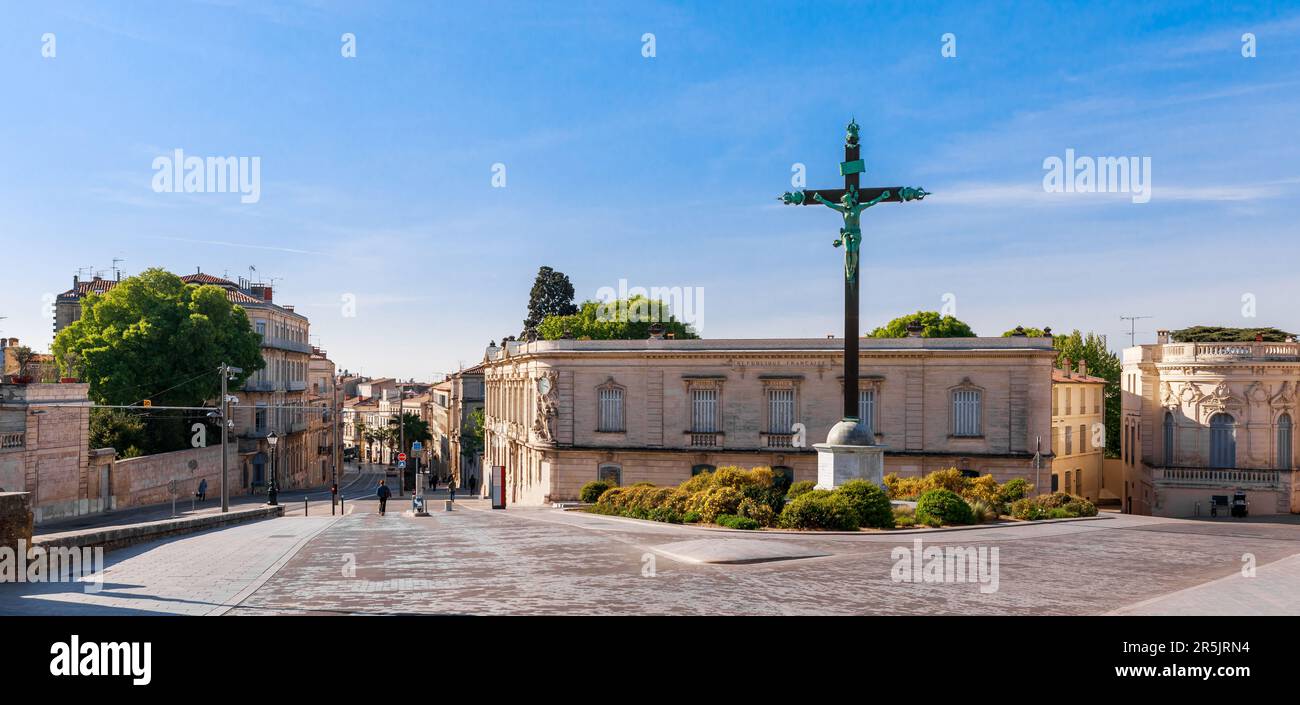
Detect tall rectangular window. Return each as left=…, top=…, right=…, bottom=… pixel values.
left=768, top=388, right=795, bottom=434
left=691, top=388, right=717, bottom=433
left=858, top=388, right=876, bottom=435
left=1064, top=426, right=1073, bottom=455
left=598, top=387, right=624, bottom=432
left=952, top=389, right=981, bottom=437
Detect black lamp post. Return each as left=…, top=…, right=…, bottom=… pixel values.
left=266, top=431, right=279, bottom=506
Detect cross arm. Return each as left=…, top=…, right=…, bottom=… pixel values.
left=779, top=186, right=929, bottom=205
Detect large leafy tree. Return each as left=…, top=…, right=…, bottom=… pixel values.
left=1170, top=326, right=1293, bottom=342
left=523, top=266, right=578, bottom=332
left=869, top=311, right=976, bottom=338
left=538, top=296, right=699, bottom=340
left=52, top=268, right=264, bottom=453
left=463, top=407, right=485, bottom=458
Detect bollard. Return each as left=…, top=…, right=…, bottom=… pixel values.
left=304, top=497, right=309, bottom=516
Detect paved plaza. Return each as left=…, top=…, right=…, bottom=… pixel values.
left=3, top=473, right=1298, bottom=616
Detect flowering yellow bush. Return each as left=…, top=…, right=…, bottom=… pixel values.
left=686, top=486, right=744, bottom=523
left=963, top=475, right=1001, bottom=505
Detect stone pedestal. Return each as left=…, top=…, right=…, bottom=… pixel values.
left=814, top=443, right=885, bottom=489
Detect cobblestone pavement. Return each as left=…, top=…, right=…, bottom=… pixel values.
left=0, top=515, right=338, bottom=615
left=5, top=486, right=1298, bottom=615
left=226, top=498, right=1300, bottom=616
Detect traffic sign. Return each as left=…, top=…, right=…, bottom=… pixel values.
left=410, top=441, right=422, bottom=452
left=398, top=461, right=406, bottom=469
left=398, top=452, right=407, bottom=462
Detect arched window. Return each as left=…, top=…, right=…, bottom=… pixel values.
left=1278, top=413, right=1293, bottom=470
left=597, top=464, right=621, bottom=485
left=1209, top=413, right=1236, bottom=469
left=691, top=464, right=716, bottom=476
left=1163, top=412, right=1175, bottom=466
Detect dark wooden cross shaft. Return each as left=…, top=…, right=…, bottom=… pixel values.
left=780, top=121, right=929, bottom=426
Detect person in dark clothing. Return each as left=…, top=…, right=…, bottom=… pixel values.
left=196, top=478, right=208, bottom=502
left=377, top=479, right=391, bottom=516
left=448, top=479, right=457, bottom=503
left=430, top=475, right=438, bottom=492
left=468, top=475, right=478, bottom=497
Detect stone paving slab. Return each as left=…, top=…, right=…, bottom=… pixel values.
left=1108, top=551, right=1300, bottom=616
left=651, top=538, right=829, bottom=564
left=0, top=516, right=337, bottom=615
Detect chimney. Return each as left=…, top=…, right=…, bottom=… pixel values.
left=73, top=274, right=79, bottom=287
left=1156, top=329, right=1170, bottom=344
left=1077, top=360, right=1087, bottom=376
left=262, top=286, right=273, bottom=302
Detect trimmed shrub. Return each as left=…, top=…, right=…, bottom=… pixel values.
left=837, top=480, right=895, bottom=529
left=678, top=471, right=715, bottom=495
left=779, top=490, right=860, bottom=531
left=686, top=485, right=744, bottom=524
left=1009, top=493, right=1097, bottom=520
left=1063, top=498, right=1099, bottom=517
left=682, top=511, right=701, bottom=523
left=647, top=506, right=684, bottom=524
left=927, top=468, right=971, bottom=495
left=787, top=480, right=817, bottom=500
left=963, top=475, right=1001, bottom=505
left=915, top=488, right=974, bottom=526
left=715, top=514, right=760, bottom=530
left=894, top=514, right=916, bottom=528
left=579, top=480, right=614, bottom=504
left=736, top=497, right=776, bottom=527
left=998, top=478, right=1031, bottom=504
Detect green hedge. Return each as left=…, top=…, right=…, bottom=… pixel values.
left=579, top=480, right=615, bottom=504
left=778, top=490, right=860, bottom=531
left=915, top=488, right=974, bottom=526
left=837, top=480, right=895, bottom=529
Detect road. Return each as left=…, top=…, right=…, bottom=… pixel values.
left=4, top=487, right=1300, bottom=615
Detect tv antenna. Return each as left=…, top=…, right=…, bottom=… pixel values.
left=111, top=257, right=125, bottom=280
left=1120, top=315, right=1152, bottom=348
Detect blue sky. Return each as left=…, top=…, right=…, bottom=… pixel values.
left=2, top=1, right=1298, bottom=379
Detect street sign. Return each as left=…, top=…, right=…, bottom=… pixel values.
left=398, top=460, right=406, bottom=469
left=142, top=399, right=152, bottom=407
left=398, top=452, right=407, bottom=462
left=410, top=441, right=422, bottom=452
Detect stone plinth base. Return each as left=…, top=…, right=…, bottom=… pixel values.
left=813, top=443, right=885, bottom=489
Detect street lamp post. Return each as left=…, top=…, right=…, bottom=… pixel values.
left=219, top=363, right=242, bottom=514
left=267, top=431, right=279, bottom=506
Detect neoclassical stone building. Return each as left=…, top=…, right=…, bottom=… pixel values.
left=1121, top=332, right=1299, bottom=517
left=480, top=336, right=1057, bottom=505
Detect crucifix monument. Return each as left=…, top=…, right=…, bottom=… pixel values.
left=779, top=119, right=929, bottom=488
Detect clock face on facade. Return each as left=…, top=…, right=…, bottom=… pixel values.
left=537, top=376, right=552, bottom=396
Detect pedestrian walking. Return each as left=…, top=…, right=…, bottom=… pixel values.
left=448, top=479, right=457, bottom=503
left=196, top=478, right=208, bottom=502
left=377, top=479, right=391, bottom=516
left=430, top=474, right=438, bottom=492
left=468, top=475, right=478, bottom=497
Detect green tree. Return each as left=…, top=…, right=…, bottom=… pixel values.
left=869, top=311, right=976, bottom=338
left=52, top=268, right=264, bottom=453
left=523, top=266, right=578, bottom=332
left=1170, top=326, right=1293, bottom=343
left=88, top=408, right=146, bottom=458
left=537, top=296, right=699, bottom=340
left=1000, top=326, right=1049, bottom=337
left=463, top=407, right=485, bottom=458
